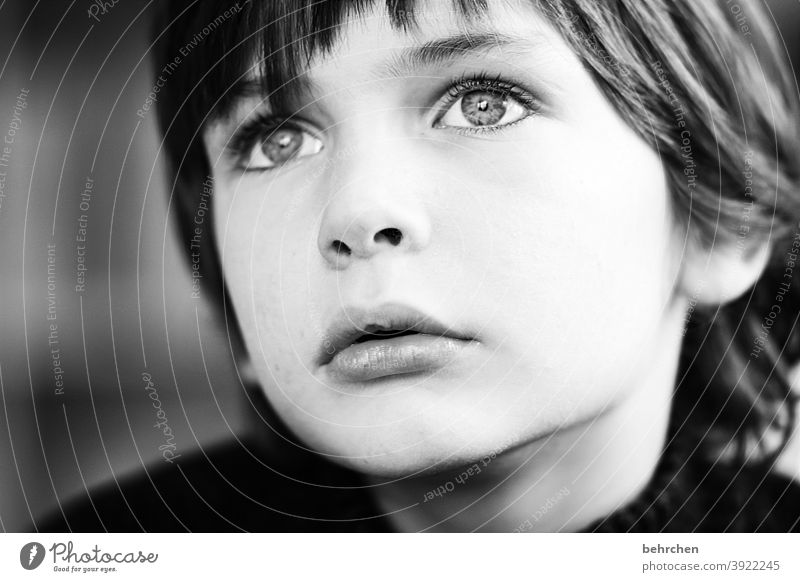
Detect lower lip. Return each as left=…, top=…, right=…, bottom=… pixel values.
left=323, top=334, right=477, bottom=383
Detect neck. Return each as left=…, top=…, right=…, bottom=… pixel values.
left=366, top=316, right=683, bottom=532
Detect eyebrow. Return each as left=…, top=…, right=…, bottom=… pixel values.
left=382, top=32, right=528, bottom=77
left=217, top=32, right=532, bottom=118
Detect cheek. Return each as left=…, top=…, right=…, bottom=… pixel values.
left=213, top=181, right=317, bottom=380
left=465, top=124, right=677, bottom=380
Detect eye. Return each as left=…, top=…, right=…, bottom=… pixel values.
left=245, top=126, right=323, bottom=170
left=434, top=76, right=539, bottom=132
left=228, top=115, right=324, bottom=172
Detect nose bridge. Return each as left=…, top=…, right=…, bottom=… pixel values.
left=316, top=135, right=432, bottom=266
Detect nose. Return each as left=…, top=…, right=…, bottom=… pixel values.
left=317, top=160, right=432, bottom=267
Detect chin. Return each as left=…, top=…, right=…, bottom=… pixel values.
left=258, top=359, right=557, bottom=479
left=323, top=446, right=489, bottom=480
left=287, top=418, right=525, bottom=480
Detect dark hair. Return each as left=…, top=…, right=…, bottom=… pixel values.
left=151, top=0, right=800, bottom=471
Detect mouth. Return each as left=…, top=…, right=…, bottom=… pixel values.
left=350, top=327, right=422, bottom=344
left=317, top=304, right=478, bottom=383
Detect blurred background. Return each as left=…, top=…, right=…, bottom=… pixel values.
left=0, top=1, right=798, bottom=532
left=0, top=1, right=251, bottom=532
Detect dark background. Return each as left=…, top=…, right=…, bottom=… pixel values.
left=0, top=0, right=798, bottom=531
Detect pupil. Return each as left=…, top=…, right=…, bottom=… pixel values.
left=461, top=91, right=506, bottom=126
left=262, top=128, right=302, bottom=164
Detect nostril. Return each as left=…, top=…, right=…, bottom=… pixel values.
left=331, top=240, right=351, bottom=255
left=375, top=227, right=403, bottom=246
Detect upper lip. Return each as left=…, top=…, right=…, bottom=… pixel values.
left=317, top=303, right=474, bottom=366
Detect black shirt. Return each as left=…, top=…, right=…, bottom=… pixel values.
left=36, top=432, right=800, bottom=533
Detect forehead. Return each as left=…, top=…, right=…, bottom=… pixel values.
left=309, top=1, right=559, bottom=77
left=307, top=0, right=552, bottom=57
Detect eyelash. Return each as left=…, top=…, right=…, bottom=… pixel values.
left=225, top=73, right=541, bottom=170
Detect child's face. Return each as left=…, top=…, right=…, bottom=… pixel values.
left=204, top=1, right=685, bottom=476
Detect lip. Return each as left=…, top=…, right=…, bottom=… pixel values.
left=317, top=303, right=477, bottom=382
